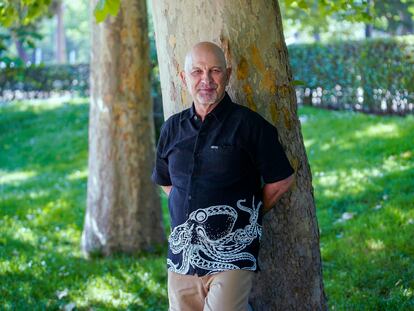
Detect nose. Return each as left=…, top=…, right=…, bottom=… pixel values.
left=201, top=70, right=213, bottom=83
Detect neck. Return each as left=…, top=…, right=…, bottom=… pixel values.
left=194, top=102, right=218, bottom=121
left=194, top=93, right=225, bottom=121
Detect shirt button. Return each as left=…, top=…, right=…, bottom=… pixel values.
left=194, top=116, right=198, bottom=120
left=188, top=195, right=192, bottom=200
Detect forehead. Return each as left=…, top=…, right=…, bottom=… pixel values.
left=189, top=48, right=226, bottom=68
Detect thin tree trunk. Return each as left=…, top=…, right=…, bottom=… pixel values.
left=151, top=0, right=327, bottom=309
left=82, top=0, right=165, bottom=256
left=13, top=36, right=29, bottom=64
left=55, top=1, right=66, bottom=63
left=365, top=0, right=373, bottom=38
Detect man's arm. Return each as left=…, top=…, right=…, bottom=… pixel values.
left=161, top=185, right=172, bottom=196
left=262, top=174, right=294, bottom=214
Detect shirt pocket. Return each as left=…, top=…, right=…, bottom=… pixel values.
left=200, top=145, right=245, bottom=185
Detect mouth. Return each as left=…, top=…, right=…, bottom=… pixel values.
left=198, top=88, right=216, bottom=93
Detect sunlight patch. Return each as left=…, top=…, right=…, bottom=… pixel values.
left=81, top=277, right=141, bottom=307
left=366, top=239, right=385, bottom=251
left=355, top=123, right=400, bottom=139
left=66, top=169, right=88, bottom=181
left=0, top=170, right=37, bottom=185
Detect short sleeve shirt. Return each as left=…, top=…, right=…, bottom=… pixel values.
left=152, top=93, right=294, bottom=276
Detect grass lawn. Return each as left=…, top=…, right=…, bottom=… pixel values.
left=0, top=98, right=413, bottom=310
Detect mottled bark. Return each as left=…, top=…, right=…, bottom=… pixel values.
left=82, top=0, right=165, bottom=256
left=55, top=1, right=66, bottom=63
left=151, top=0, right=327, bottom=309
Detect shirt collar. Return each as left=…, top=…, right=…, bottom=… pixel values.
left=180, top=92, right=233, bottom=122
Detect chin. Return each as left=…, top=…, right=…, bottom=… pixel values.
left=197, top=95, right=218, bottom=105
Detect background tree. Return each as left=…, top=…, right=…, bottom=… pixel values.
left=50, top=0, right=66, bottom=63
left=81, top=0, right=165, bottom=256
left=373, top=0, right=414, bottom=35
left=151, top=0, right=327, bottom=309
left=0, top=0, right=51, bottom=65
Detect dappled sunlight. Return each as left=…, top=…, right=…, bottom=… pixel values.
left=76, top=266, right=167, bottom=309
left=136, top=269, right=166, bottom=295
left=354, top=123, right=400, bottom=139
left=81, top=276, right=140, bottom=308
left=51, top=227, right=83, bottom=255
left=314, top=155, right=413, bottom=199
left=5, top=97, right=89, bottom=113
left=11, top=225, right=37, bottom=245
left=0, top=170, right=37, bottom=185
left=303, top=138, right=315, bottom=149
left=366, top=239, right=385, bottom=251
left=66, top=168, right=88, bottom=181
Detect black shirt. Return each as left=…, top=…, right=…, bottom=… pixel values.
left=152, top=93, right=294, bottom=276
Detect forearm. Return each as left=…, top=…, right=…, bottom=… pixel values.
left=262, top=174, right=294, bottom=214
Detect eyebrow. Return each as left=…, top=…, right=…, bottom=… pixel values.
left=190, top=66, right=223, bottom=70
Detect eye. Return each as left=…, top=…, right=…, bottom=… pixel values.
left=191, top=69, right=202, bottom=75
left=212, top=68, right=222, bottom=73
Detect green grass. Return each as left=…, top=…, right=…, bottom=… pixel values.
left=300, top=107, right=414, bottom=310
left=0, top=98, right=168, bottom=310
left=0, top=99, right=413, bottom=310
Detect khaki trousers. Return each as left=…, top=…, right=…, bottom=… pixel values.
left=168, top=269, right=254, bottom=311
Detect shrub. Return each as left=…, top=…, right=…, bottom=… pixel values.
left=288, top=35, right=414, bottom=115
left=0, top=64, right=89, bottom=100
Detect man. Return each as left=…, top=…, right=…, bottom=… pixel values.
left=152, top=42, right=294, bottom=311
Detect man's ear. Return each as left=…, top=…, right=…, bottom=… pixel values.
left=226, top=67, right=232, bottom=84
left=179, top=71, right=187, bottom=87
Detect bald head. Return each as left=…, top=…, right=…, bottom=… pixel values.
left=184, top=42, right=227, bottom=73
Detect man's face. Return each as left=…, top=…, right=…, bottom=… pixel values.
left=181, top=48, right=231, bottom=106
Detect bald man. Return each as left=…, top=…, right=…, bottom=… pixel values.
left=152, top=42, right=294, bottom=311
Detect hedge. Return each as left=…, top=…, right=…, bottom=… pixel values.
left=1, top=36, right=413, bottom=115
left=288, top=35, right=414, bottom=115
left=0, top=64, right=89, bottom=100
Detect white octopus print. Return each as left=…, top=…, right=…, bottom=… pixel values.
left=167, top=196, right=263, bottom=275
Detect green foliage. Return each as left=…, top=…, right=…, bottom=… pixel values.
left=1, top=99, right=413, bottom=309
left=0, top=0, right=52, bottom=27
left=94, top=0, right=120, bottom=23
left=0, top=64, right=89, bottom=98
left=289, top=35, right=414, bottom=114
left=281, top=0, right=372, bottom=37
left=373, top=0, right=414, bottom=35
left=0, top=0, right=53, bottom=65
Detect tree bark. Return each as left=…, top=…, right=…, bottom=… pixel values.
left=151, top=0, right=327, bottom=309
left=82, top=0, right=165, bottom=256
left=55, top=0, right=66, bottom=63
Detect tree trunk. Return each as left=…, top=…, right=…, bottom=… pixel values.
left=151, top=0, right=327, bottom=309
left=55, top=0, right=66, bottom=63
left=82, top=0, right=165, bottom=257
left=13, top=35, right=29, bottom=64
left=365, top=0, right=373, bottom=38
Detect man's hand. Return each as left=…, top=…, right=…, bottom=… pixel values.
left=161, top=185, right=172, bottom=196
left=262, top=174, right=294, bottom=214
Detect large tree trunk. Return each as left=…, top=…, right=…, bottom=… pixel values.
left=151, top=0, right=327, bottom=309
left=82, top=0, right=165, bottom=256
left=55, top=0, right=66, bottom=63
